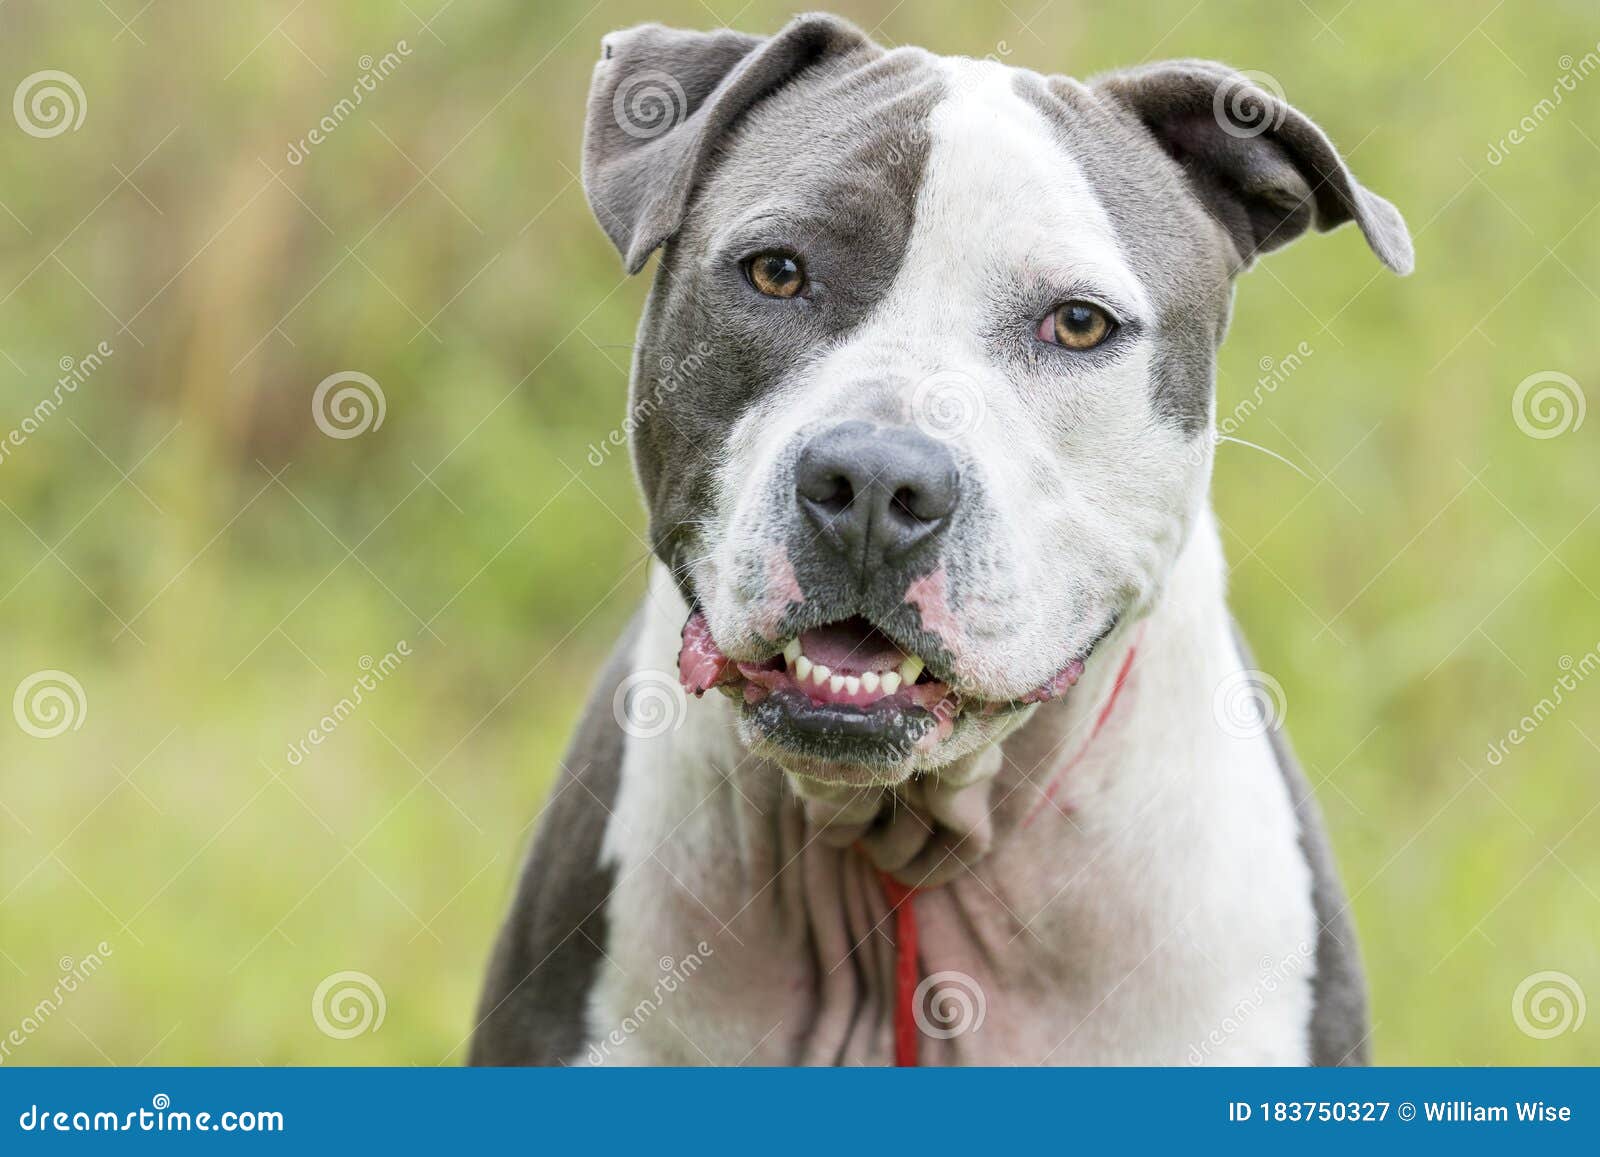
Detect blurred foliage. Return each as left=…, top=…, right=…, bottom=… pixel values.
left=0, top=0, right=1595, bottom=1065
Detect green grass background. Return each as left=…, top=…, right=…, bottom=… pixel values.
left=0, top=0, right=1595, bottom=1065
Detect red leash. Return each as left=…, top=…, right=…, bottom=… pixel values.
left=878, top=872, right=920, bottom=1067
left=878, top=637, right=1141, bottom=1065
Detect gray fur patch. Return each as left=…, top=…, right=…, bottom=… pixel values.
left=621, top=37, right=942, bottom=580
left=468, top=614, right=639, bottom=1066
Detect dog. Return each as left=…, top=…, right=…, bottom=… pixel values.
left=470, top=13, right=1412, bottom=1066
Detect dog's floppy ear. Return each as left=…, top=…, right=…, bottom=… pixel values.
left=1094, top=61, right=1413, bottom=275
left=583, top=14, right=869, bottom=273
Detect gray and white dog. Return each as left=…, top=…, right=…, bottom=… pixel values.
left=471, top=13, right=1411, bottom=1066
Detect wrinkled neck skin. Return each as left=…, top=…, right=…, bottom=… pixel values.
left=590, top=508, right=1317, bottom=1065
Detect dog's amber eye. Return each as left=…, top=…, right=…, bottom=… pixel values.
left=745, top=252, right=806, bottom=298
left=1039, top=301, right=1115, bottom=350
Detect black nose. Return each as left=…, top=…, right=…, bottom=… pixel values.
left=795, top=421, right=959, bottom=577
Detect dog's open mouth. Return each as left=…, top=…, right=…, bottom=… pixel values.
left=678, top=610, right=1089, bottom=765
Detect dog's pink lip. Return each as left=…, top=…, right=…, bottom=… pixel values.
left=678, top=609, right=737, bottom=695
left=676, top=609, right=1087, bottom=710
left=1018, top=657, right=1086, bottom=704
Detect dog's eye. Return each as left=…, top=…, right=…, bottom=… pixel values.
left=1038, top=301, right=1116, bottom=350
left=744, top=251, right=807, bottom=299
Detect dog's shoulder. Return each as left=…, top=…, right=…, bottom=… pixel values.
left=467, top=609, right=641, bottom=1065
left=1231, top=620, right=1371, bottom=1065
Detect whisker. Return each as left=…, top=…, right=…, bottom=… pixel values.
left=1214, top=435, right=1312, bottom=481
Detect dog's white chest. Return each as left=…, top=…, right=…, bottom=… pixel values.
left=586, top=750, right=1315, bottom=1066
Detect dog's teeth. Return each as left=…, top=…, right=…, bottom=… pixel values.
left=861, top=671, right=880, bottom=694
left=881, top=671, right=902, bottom=695
left=829, top=674, right=845, bottom=693
left=782, top=638, right=801, bottom=665
left=899, top=655, right=924, bottom=685
left=844, top=675, right=861, bottom=696
left=811, top=664, right=831, bottom=686
left=794, top=655, right=812, bottom=681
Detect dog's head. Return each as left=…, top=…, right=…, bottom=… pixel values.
left=583, top=15, right=1410, bottom=785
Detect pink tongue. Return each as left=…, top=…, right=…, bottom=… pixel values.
left=679, top=611, right=734, bottom=695
left=798, top=619, right=907, bottom=675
